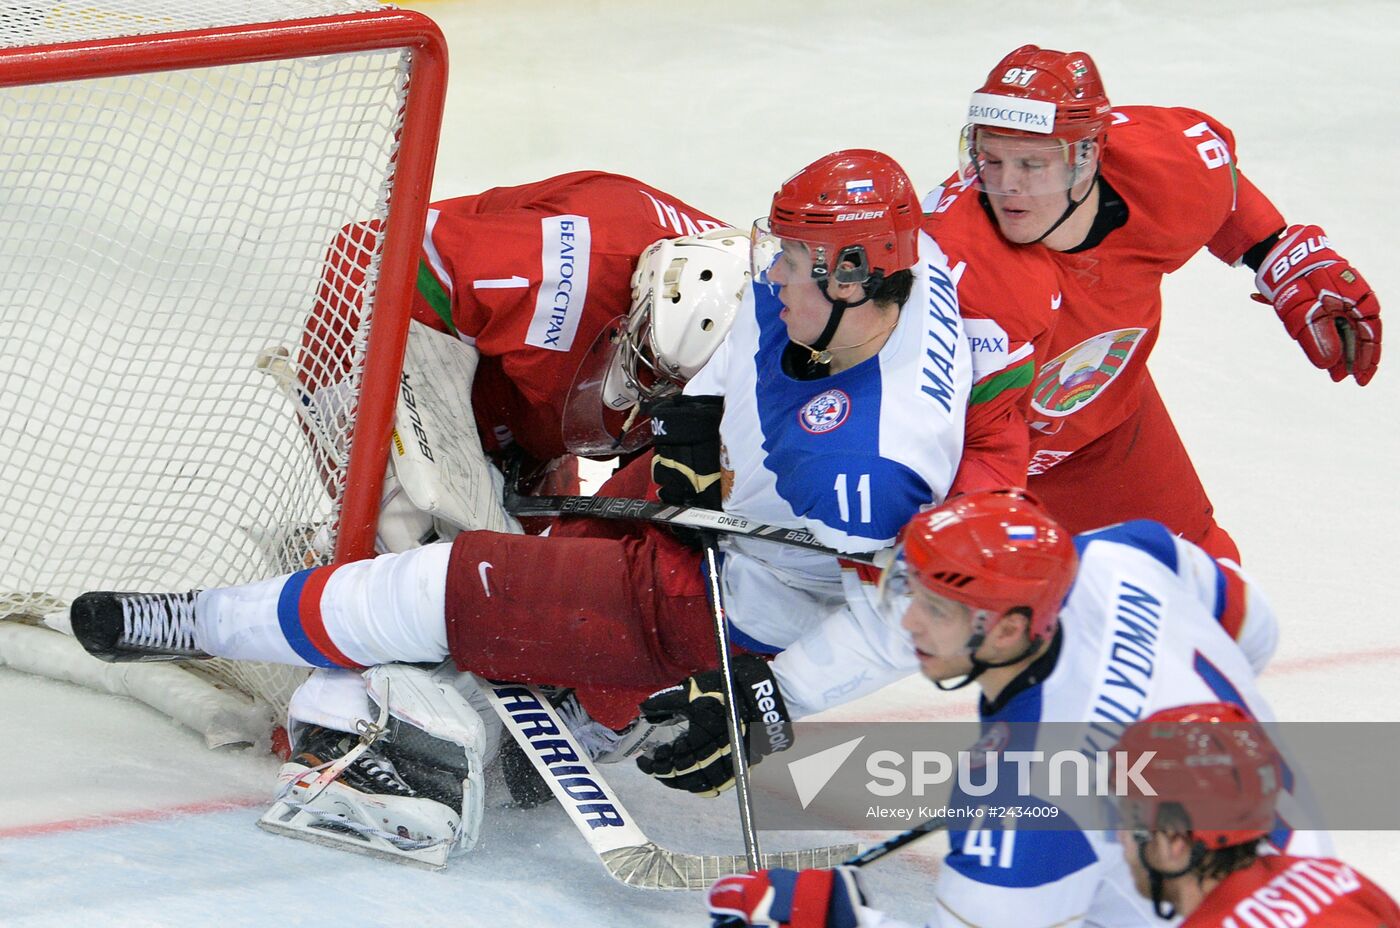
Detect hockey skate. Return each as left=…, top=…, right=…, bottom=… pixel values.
left=257, top=664, right=487, bottom=870
left=68, top=590, right=210, bottom=662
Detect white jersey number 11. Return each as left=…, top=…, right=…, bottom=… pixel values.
left=833, top=473, right=872, bottom=524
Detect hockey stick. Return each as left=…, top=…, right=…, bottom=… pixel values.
left=842, top=816, right=949, bottom=868
left=254, top=345, right=346, bottom=471
left=480, top=679, right=858, bottom=891
left=502, top=486, right=878, bottom=566
left=701, top=532, right=762, bottom=870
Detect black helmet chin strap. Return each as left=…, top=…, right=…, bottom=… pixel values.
left=807, top=274, right=879, bottom=352
left=931, top=625, right=1042, bottom=692
left=1029, top=166, right=1100, bottom=246
left=1138, top=836, right=1207, bottom=920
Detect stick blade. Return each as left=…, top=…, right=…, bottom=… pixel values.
left=601, top=841, right=860, bottom=891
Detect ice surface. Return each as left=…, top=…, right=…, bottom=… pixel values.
left=5, top=1, right=1398, bottom=924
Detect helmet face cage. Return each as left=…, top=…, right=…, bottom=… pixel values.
left=562, top=315, right=654, bottom=456
left=613, top=295, right=684, bottom=406
left=609, top=228, right=751, bottom=408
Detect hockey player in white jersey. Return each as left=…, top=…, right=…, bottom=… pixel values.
left=706, top=489, right=1326, bottom=928
left=66, top=149, right=976, bottom=858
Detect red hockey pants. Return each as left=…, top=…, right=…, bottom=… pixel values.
left=442, top=453, right=716, bottom=729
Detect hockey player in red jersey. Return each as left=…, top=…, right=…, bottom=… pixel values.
left=292, top=171, right=749, bottom=559
left=922, top=157, right=1062, bottom=497
left=1116, top=702, right=1400, bottom=926
left=306, top=170, right=739, bottom=468
left=951, top=46, right=1383, bottom=561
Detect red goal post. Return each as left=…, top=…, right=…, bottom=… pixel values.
left=0, top=2, right=448, bottom=745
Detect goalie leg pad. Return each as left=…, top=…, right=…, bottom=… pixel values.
left=286, top=667, right=374, bottom=734
left=258, top=664, right=490, bottom=867
left=374, top=469, right=440, bottom=554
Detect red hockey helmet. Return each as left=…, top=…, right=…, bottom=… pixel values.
left=896, top=488, right=1077, bottom=643
left=755, top=149, right=921, bottom=287
left=1115, top=703, right=1282, bottom=850
left=971, top=45, right=1110, bottom=141
left=960, top=46, right=1112, bottom=195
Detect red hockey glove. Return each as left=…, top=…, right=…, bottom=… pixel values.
left=708, top=867, right=866, bottom=928
left=635, top=654, right=793, bottom=796
left=1252, top=224, right=1381, bottom=385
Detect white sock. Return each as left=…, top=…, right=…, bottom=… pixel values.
left=195, top=543, right=452, bottom=667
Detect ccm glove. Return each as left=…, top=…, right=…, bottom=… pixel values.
left=648, top=394, right=724, bottom=509
left=1252, top=224, right=1382, bottom=384
left=635, top=654, right=794, bottom=796
left=708, top=868, right=867, bottom=928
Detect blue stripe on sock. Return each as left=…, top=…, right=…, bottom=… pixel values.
left=276, top=568, right=340, bottom=668
left=727, top=620, right=782, bottom=655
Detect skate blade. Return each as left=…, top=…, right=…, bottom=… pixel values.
left=256, top=802, right=450, bottom=871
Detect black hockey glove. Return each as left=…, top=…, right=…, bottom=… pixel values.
left=648, top=394, right=723, bottom=510
left=635, top=654, right=794, bottom=797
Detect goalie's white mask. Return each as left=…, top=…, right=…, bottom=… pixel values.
left=563, top=227, right=749, bottom=456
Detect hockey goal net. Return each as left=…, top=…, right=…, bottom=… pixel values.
left=0, top=1, right=447, bottom=747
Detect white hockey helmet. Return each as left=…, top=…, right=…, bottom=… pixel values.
left=611, top=227, right=750, bottom=406
left=563, top=227, right=750, bottom=455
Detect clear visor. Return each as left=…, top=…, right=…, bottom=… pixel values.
left=561, top=315, right=659, bottom=456
left=749, top=218, right=784, bottom=288
left=958, top=124, right=1096, bottom=197
left=750, top=218, right=867, bottom=289
left=874, top=543, right=998, bottom=657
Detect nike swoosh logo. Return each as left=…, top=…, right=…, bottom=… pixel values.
left=477, top=561, right=493, bottom=597
left=1050, top=292, right=1063, bottom=310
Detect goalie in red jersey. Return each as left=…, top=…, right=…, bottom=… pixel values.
left=948, top=46, right=1382, bottom=562
left=1117, top=703, right=1400, bottom=926
left=291, top=171, right=748, bottom=553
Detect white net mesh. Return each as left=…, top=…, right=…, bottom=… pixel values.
left=0, top=2, right=434, bottom=736
left=0, top=1, right=384, bottom=48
